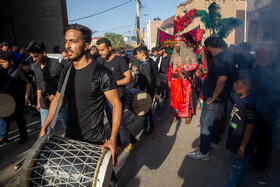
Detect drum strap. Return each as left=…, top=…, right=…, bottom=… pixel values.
left=49, top=65, right=73, bottom=130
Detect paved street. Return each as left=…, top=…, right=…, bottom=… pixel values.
left=1, top=103, right=280, bottom=187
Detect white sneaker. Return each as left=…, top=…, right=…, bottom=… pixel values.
left=188, top=150, right=211, bottom=161
left=209, top=142, right=222, bottom=150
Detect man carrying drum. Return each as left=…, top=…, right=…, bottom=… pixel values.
left=97, top=38, right=139, bottom=152
left=37, top=24, right=122, bottom=170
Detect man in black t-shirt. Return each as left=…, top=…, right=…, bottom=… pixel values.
left=38, top=24, right=122, bottom=167
left=0, top=51, right=31, bottom=146
left=189, top=37, right=234, bottom=161
left=97, top=38, right=139, bottom=152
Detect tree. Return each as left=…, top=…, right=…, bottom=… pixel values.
left=198, top=2, right=243, bottom=39
left=104, top=32, right=126, bottom=49
left=153, top=17, right=161, bottom=21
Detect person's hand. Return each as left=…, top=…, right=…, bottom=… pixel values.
left=155, top=94, right=160, bottom=99
left=37, top=129, right=46, bottom=139
left=25, top=96, right=30, bottom=106
left=178, top=64, right=184, bottom=71
left=48, top=94, right=55, bottom=102
left=168, top=81, right=171, bottom=89
left=36, top=103, right=41, bottom=112
left=236, top=147, right=245, bottom=160
left=102, top=138, right=117, bottom=166
left=132, top=66, right=138, bottom=72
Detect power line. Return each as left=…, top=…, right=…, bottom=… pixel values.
left=69, top=0, right=133, bottom=22
left=96, top=22, right=146, bottom=33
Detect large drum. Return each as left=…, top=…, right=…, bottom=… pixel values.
left=159, top=73, right=169, bottom=91
left=18, top=134, right=112, bottom=187
left=0, top=93, right=16, bottom=118
left=125, top=88, right=152, bottom=116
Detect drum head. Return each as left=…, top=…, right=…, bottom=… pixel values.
left=132, top=92, right=152, bottom=116
left=0, top=93, right=16, bottom=118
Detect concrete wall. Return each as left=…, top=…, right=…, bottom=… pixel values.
left=175, top=0, right=246, bottom=46
left=0, top=0, right=67, bottom=52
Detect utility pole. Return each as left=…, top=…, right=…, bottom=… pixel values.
left=128, top=31, right=131, bottom=41
left=136, top=0, right=140, bottom=45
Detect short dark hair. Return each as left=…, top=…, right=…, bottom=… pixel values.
left=151, top=47, right=158, bottom=53
left=235, top=69, right=254, bottom=86
left=1, top=42, right=9, bottom=46
left=239, top=42, right=251, bottom=52
left=96, top=38, right=112, bottom=47
left=204, top=37, right=221, bottom=48
left=64, top=23, right=92, bottom=44
left=90, top=45, right=97, bottom=50
left=0, top=50, right=16, bottom=62
left=136, top=45, right=148, bottom=56
left=21, top=61, right=30, bottom=66
left=26, top=41, right=46, bottom=53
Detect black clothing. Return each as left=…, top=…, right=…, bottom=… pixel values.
left=33, top=58, right=63, bottom=109
left=155, top=54, right=171, bottom=75
left=88, top=52, right=100, bottom=61
left=134, top=57, right=160, bottom=94
left=60, top=59, right=72, bottom=70
left=102, top=55, right=129, bottom=98
left=235, top=53, right=254, bottom=71
left=202, top=51, right=234, bottom=102
left=2, top=67, right=29, bottom=104
left=58, top=60, right=117, bottom=144
left=226, top=95, right=256, bottom=156
left=23, top=69, right=35, bottom=88
left=129, top=56, right=140, bottom=69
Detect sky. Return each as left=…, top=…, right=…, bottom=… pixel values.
left=66, top=0, right=185, bottom=37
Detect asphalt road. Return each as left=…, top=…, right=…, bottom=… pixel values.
left=1, top=103, right=280, bottom=187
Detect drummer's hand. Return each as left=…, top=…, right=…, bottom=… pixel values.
left=102, top=138, right=117, bottom=166
left=168, top=81, right=171, bottom=89
left=25, top=96, right=30, bottom=106
left=37, top=129, right=46, bottom=139
left=36, top=103, right=41, bottom=112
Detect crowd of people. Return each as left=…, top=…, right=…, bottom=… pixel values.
left=0, top=23, right=279, bottom=186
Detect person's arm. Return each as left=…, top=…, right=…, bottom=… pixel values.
left=236, top=123, right=254, bottom=159
left=206, top=76, right=227, bottom=104
left=116, top=70, right=132, bottom=86
left=102, top=89, right=122, bottom=166
left=37, top=90, right=42, bottom=111
left=25, top=83, right=31, bottom=105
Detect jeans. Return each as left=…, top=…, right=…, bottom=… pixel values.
left=40, top=104, right=68, bottom=134
left=105, top=95, right=137, bottom=146
left=199, top=100, right=225, bottom=154
left=226, top=155, right=250, bottom=187
left=3, top=103, right=27, bottom=138
left=144, top=92, right=155, bottom=130
left=0, top=118, right=7, bottom=139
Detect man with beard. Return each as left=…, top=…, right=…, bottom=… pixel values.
left=168, top=35, right=198, bottom=125
left=97, top=38, right=139, bottom=152
left=38, top=24, right=122, bottom=168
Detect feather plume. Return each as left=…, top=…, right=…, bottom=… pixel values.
left=197, top=10, right=211, bottom=30
left=217, top=18, right=243, bottom=38
left=208, top=2, right=221, bottom=33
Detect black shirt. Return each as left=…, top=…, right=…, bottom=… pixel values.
left=129, top=56, right=140, bottom=69
left=102, top=55, right=129, bottom=98
left=156, top=54, right=171, bottom=75
left=202, top=51, right=234, bottom=102
left=23, top=69, right=35, bottom=88
left=226, top=95, right=256, bottom=156
left=33, top=58, right=63, bottom=109
left=58, top=60, right=117, bottom=144
left=1, top=67, right=29, bottom=104
left=135, top=57, right=161, bottom=94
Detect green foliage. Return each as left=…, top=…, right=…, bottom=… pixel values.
left=208, top=2, right=221, bottom=33
left=217, top=18, right=243, bottom=39
left=198, top=2, right=243, bottom=39
left=153, top=17, right=161, bottom=21
left=198, top=10, right=211, bottom=30
left=104, top=32, right=126, bottom=49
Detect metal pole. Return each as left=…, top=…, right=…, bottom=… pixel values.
left=244, top=0, right=247, bottom=42
left=136, top=0, right=140, bottom=44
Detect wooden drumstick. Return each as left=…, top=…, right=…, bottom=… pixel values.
left=14, top=159, right=25, bottom=171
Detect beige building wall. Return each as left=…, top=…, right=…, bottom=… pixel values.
left=175, top=0, right=246, bottom=46
left=147, top=21, right=163, bottom=49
